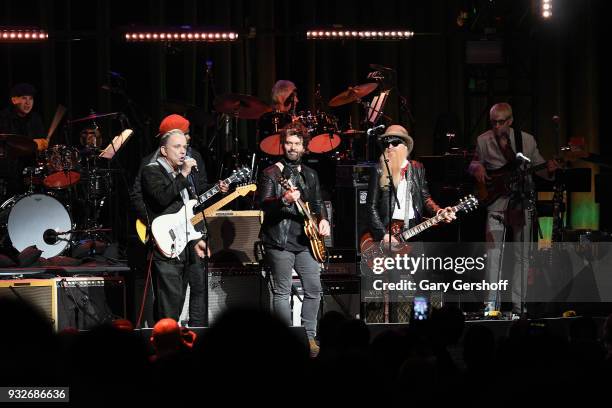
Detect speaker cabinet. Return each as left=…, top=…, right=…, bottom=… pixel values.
left=291, top=275, right=361, bottom=323
left=333, top=183, right=370, bottom=253
left=0, top=277, right=126, bottom=331
left=180, top=267, right=272, bottom=326
left=56, top=277, right=126, bottom=330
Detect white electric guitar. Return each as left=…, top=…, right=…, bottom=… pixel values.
left=152, top=183, right=256, bottom=258
left=150, top=167, right=251, bottom=257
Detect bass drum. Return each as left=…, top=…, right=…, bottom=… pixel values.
left=1, top=193, right=72, bottom=258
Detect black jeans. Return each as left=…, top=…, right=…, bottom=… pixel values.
left=152, top=243, right=207, bottom=326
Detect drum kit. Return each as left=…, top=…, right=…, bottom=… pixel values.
left=211, top=81, right=381, bottom=162
left=0, top=112, right=123, bottom=259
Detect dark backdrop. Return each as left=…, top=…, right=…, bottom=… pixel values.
left=0, top=0, right=609, bottom=244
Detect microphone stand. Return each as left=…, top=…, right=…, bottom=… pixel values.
left=188, top=165, right=209, bottom=327
left=380, top=146, right=400, bottom=323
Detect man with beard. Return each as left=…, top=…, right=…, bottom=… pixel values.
left=258, top=121, right=330, bottom=357
left=366, top=125, right=455, bottom=322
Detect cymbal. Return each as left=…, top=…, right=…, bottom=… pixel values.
left=68, top=112, right=120, bottom=124
left=214, top=93, right=272, bottom=120
left=259, top=134, right=283, bottom=156
left=328, top=83, right=378, bottom=107
left=0, top=133, right=37, bottom=157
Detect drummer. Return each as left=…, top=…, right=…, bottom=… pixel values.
left=0, top=83, right=48, bottom=151
left=271, top=80, right=298, bottom=114
left=257, top=80, right=299, bottom=155
left=0, top=83, right=48, bottom=196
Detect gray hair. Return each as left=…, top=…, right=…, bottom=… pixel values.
left=159, top=129, right=185, bottom=146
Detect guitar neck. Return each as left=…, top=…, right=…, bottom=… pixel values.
left=197, top=184, right=220, bottom=203
left=525, top=161, right=548, bottom=175
left=196, top=172, right=245, bottom=203
left=191, top=191, right=242, bottom=226
left=295, top=198, right=310, bottom=217
left=399, top=204, right=460, bottom=241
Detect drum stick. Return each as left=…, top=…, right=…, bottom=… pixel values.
left=46, top=105, right=67, bottom=142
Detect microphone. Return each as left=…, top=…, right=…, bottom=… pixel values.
left=367, top=124, right=386, bottom=136
left=284, top=91, right=296, bottom=107
left=43, top=229, right=59, bottom=245
left=516, top=152, right=531, bottom=163
left=186, top=146, right=199, bottom=173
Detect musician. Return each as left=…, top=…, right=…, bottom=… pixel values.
left=0, top=83, right=47, bottom=150
left=271, top=80, right=298, bottom=113
left=141, top=128, right=215, bottom=326
left=258, top=121, right=329, bottom=357
left=367, top=125, right=455, bottom=243
left=0, top=83, right=48, bottom=196
left=469, top=102, right=559, bottom=317
left=366, top=125, right=455, bottom=322
left=131, top=114, right=215, bottom=225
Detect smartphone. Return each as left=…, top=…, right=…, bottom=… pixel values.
left=412, top=296, right=429, bottom=321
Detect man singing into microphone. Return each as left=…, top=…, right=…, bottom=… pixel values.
left=469, top=102, right=558, bottom=318
left=141, top=127, right=227, bottom=326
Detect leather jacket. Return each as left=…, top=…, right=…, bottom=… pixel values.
left=258, top=162, right=328, bottom=249
left=366, top=160, right=441, bottom=242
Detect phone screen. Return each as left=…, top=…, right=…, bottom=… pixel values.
left=412, top=296, right=429, bottom=321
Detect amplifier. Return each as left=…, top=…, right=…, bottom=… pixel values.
left=335, top=163, right=376, bottom=187
left=206, top=210, right=262, bottom=265
left=0, top=279, right=56, bottom=327
left=0, top=277, right=126, bottom=331
left=322, top=248, right=357, bottom=275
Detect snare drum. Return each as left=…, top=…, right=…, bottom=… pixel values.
left=1, top=193, right=73, bottom=257
left=44, top=145, right=81, bottom=188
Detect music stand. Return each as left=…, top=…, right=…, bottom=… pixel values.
left=99, top=129, right=133, bottom=160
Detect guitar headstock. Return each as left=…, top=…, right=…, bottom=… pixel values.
left=457, top=195, right=479, bottom=213
left=228, top=166, right=252, bottom=184
left=235, top=183, right=257, bottom=196
left=277, top=175, right=292, bottom=191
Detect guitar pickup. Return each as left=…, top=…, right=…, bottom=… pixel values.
left=169, top=229, right=176, bottom=241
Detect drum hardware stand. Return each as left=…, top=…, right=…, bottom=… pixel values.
left=359, top=101, right=392, bottom=161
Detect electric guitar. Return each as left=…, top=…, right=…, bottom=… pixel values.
left=135, top=167, right=251, bottom=244
left=151, top=183, right=257, bottom=258
left=277, top=176, right=327, bottom=263
left=475, top=147, right=586, bottom=207
left=360, top=195, right=479, bottom=269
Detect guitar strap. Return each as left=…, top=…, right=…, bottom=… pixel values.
left=514, top=126, right=523, bottom=154
left=403, top=161, right=413, bottom=228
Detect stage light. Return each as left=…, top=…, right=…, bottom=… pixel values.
left=542, top=0, right=553, bottom=19
left=307, top=29, right=414, bottom=41
left=124, top=28, right=239, bottom=42
left=0, top=28, right=47, bottom=42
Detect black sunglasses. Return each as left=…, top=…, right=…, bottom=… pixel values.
left=381, top=138, right=403, bottom=147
